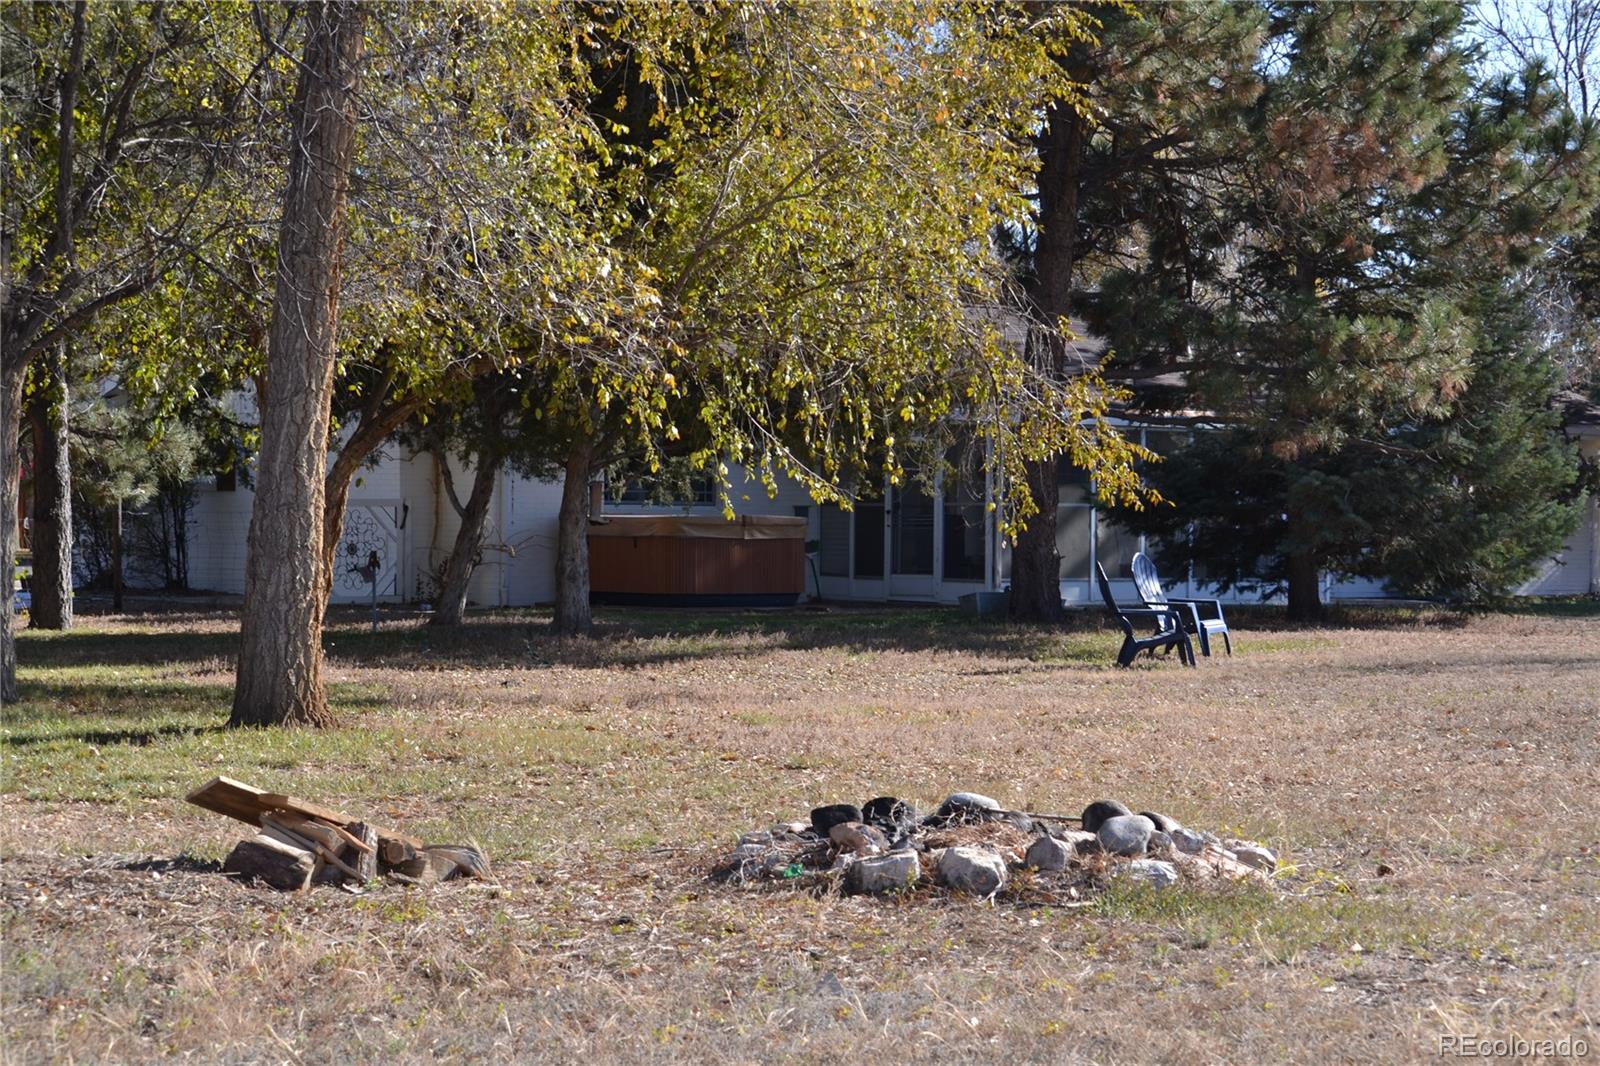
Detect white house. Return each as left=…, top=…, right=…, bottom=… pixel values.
left=179, top=398, right=1600, bottom=610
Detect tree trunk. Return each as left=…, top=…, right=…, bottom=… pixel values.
left=111, top=498, right=124, bottom=613
left=231, top=0, right=366, bottom=729
left=430, top=454, right=500, bottom=627
left=1284, top=500, right=1323, bottom=622
left=1285, top=550, right=1323, bottom=622
left=1, top=366, right=25, bottom=703
left=27, top=340, right=72, bottom=629
left=1010, top=98, right=1086, bottom=623
left=1007, top=458, right=1063, bottom=622
left=552, top=437, right=597, bottom=636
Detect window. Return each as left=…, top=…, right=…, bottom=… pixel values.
left=1096, top=516, right=1141, bottom=579
left=612, top=474, right=716, bottom=506
left=943, top=445, right=986, bottom=581
left=854, top=503, right=884, bottom=578
left=1058, top=456, right=1091, bottom=504
left=820, top=504, right=850, bottom=577
left=1049, top=505, right=1089, bottom=580
left=891, top=485, right=935, bottom=575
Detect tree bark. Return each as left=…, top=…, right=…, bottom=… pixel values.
left=1010, top=98, right=1087, bottom=623
left=430, top=454, right=500, bottom=627
left=552, top=437, right=597, bottom=636
left=27, top=341, right=73, bottom=629
left=111, top=498, right=124, bottom=613
left=1284, top=502, right=1324, bottom=622
left=1285, top=549, right=1323, bottom=622
left=1, top=366, right=25, bottom=702
left=232, top=0, right=366, bottom=729
left=1007, top=457, right=1063, bottom=622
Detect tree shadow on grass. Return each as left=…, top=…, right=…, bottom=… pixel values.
left=15, top=600, right=1496, bottom=677
left=2, top=721, right=230, bottom=747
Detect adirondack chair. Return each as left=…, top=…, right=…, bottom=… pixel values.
left=1130, top=551, right=1232, bottom=657
left=1095, top=563, right=1195, bottom=668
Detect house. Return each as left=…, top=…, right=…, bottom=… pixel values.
left=173, top=391, right=1598, bottom=611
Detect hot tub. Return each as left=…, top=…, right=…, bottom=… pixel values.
left=587, top=514, right=806, bottom=607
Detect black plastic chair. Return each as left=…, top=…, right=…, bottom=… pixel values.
left=1130, top=551, right=1232, bottom=657
left=1095, top=563, right=1195, bottom=668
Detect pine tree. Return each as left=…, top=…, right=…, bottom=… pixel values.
left=1004, top=1, right=1265, bottom=621
left=1096, top=2, right=1600, bottom=615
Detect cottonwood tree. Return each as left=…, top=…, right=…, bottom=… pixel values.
left=1098, top=3, right=1599, bottom=614
left=528, top=3, right=1151, bottom=634
left=229, top=3, right=644, bottom=723
left=0, top=1, right=278, bottom=701
left=396, top=368, right=537, bottom=627
left=230, top=0, right=367, bottom=728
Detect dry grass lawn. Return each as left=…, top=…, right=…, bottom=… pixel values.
left=2, top=602, right=1597, bottom=1063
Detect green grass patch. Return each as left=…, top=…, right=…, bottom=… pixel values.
left=1095, top=880, right=1502, bottom=962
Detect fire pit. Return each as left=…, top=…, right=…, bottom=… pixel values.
left=712, top=791, right=1278, bottom=902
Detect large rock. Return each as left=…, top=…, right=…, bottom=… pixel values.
left=1080, top=800, right=1132, bottom=834
left=810, top=804, right=862, bottom=835
left=1115, top=859, right=1179, bottom=889
left=930, top=792, right=1002, bottom=825
left=936, top=846, right=1008, bottom=896
left=846, top=851, right=921, bottom=894
left=1169, top=827, right=1207, bottom=854
left=1024, top=834, right=1073, bottom=872
left=1097, top=814, right=1156, bottom=857
left=829, top=821, right=889, bottom=855
left=1231, top=844, right=1278, bottom=873
left=1139, top=811, right=1181, bottom=834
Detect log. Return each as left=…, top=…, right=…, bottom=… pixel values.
left=223, top=834, right=316, bottom=891
left=385, top=849, right=459, bottom=884
left=346, top=822, right=379, bottom=883
left=425, top=844, right=491, bottom=881
left=380, top=837, right=418, bottom=866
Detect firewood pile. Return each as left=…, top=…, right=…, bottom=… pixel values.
left=187, top=777, right=490, bottom=892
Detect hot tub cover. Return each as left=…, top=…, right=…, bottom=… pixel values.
left=587, top=514, right=806, bottom=540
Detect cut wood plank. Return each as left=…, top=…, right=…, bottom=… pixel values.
left=187, top=776, right=355, bottom=828
left=259, top=790, right=358, bottom=827
left=262, top=811, right=345, bottom=854
left=259, top=821, right=319, bottom=854
left=222, top=834, right=315, bottom=891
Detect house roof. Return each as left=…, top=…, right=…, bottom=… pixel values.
left=1558, top=389, right=1600, bottom=432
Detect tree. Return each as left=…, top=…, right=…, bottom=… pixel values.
left=25, top=341, right=72, bottom=627
left=1, top=1, right=275, bottom=699
left=1475, top=0, right=1600, bottom=398
left=1097, top=3, right=1600, bottom=615
left=70, top=387, right=208, bottom=609
left=531, top=3, right=1150, bottom=634
left=231, top=0, right=367, bottom=728
left=1004, top=1, right=1265, bottom=621
left=398, top=369, right=533, bottom=627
